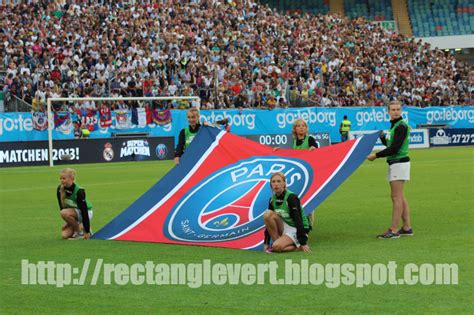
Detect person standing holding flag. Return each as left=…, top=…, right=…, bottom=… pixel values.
left=174, top=108, right=202, bottom=164
left=339, top=115, right=351, bottom=142
left=291, top=119, right=317, bottom=229
left=292, top=119, right=318, bottom=151
left=367, top=100, right=413, bottom=239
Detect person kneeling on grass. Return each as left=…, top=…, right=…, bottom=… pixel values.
left=263, top=172, right=311, bottom=253
left=57, top=168, right=93, bottom=240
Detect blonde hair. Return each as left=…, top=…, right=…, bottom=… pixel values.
left=270, top=172, right=287, bottom=191
left=187, top=107, right=200, bottom=118
left=59, top=168, right=76, bottom=208
left=292, top=119, right=309, bottom=139
left=388, top=100, right=401, bottom=109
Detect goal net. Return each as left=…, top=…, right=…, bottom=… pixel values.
left=46, top=96, right=200, bottom=166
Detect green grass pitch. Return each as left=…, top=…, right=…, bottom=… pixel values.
left=0, top=147, right=473, bottom=314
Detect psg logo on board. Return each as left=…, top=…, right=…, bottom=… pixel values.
left=155, top=144, right=168, bottom=160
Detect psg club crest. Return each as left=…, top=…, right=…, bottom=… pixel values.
left=155, top=144, right=168, bottom=160
left=164, top=157, right=313, bottom=242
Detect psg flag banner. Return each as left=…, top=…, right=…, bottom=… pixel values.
left=93, top=127, right=378, bottom=250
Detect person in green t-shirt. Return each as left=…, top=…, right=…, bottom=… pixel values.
left=174, top=108, right=201, bottom=165
left=263, top=172, right=311, bottom=253
left=367, top=100, right=413, bottom=239
left=291, top=119, right=318, bottom=230
left=292, top=119, right=318, bottom=151
left=57, top=168, right=93, bottom=240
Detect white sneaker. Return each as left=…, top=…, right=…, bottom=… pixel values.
left=68, top=232, right=82, bottom=240
left=79, top=229, right=92, bottom=236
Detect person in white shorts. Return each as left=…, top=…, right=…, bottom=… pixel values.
left=263, top=172, right=311, bottom=253
left=368, top=100, right=413, bottom=239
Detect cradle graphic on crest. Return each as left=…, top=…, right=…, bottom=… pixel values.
left=93, top=127, right=378, bottom=250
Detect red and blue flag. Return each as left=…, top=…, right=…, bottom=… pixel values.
left=93, top=127, right=378, bottom=250
left=54, top=112, right=72, bottom=134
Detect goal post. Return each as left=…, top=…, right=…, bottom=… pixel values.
left=46, top=96, right=200, bottom=167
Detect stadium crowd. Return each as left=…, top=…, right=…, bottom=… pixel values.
left=1, top=0, right=471, bottom=111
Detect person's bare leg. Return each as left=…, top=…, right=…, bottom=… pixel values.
left=61, top=224, right=74, bottom=239
left=60, top=209, right=80, bottom=234
left=281, top=244, right=297, bottom=252
left=401, top=194, right=411, bottom=230
left=272, top=235, right=297, bottom=252
left=390, top=181, right=405, bottom=232
left=264, top=211, right=283, bottom=241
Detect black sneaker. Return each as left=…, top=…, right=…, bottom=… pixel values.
left=397, top=228, right=414, bottom=236
left=377, top=229, right=400, bottom=239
